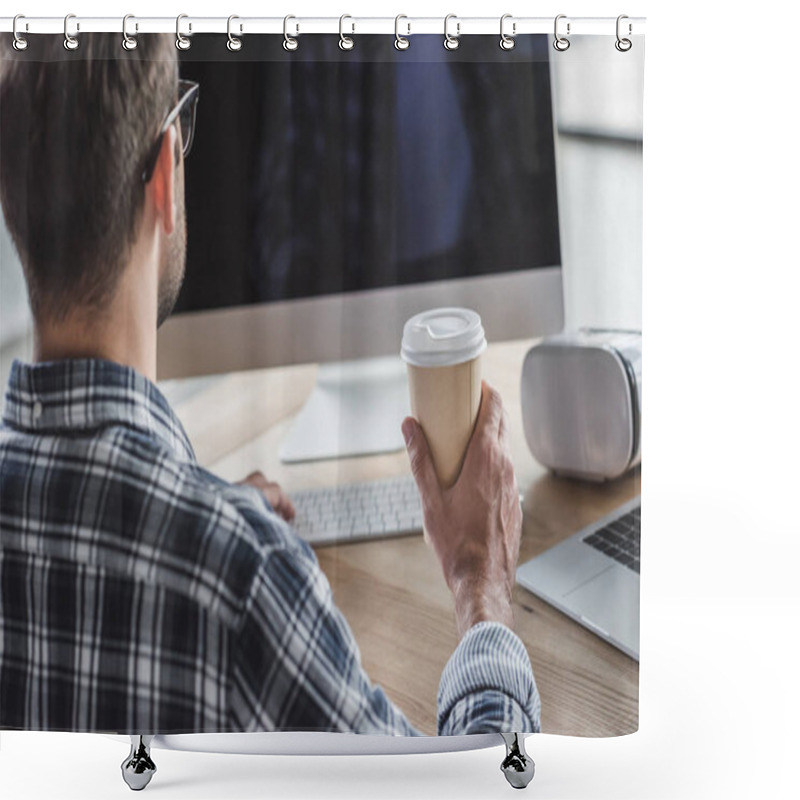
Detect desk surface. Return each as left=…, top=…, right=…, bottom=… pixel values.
left=165, top=339, right=639, bottom=737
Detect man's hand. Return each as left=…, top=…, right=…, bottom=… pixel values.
left=236, top=470, right=296, bottom=523
left=402, top=381, right=522, bottom=640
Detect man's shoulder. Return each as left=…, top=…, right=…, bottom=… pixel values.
left=128, top=451, right=307, bottom=626
left=1, top=419, right=305, bottom=629
left=180, top=462, right=302, bottom=556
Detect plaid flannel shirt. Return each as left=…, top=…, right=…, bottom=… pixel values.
left=0, top=358, right=540, bottom=735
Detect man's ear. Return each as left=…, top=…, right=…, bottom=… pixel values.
left=150, top=125, right=178, bottom=236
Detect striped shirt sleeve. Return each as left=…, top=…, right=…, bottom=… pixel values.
left=228, top=542, right=421, bottom=735
left=228, top=528, right=540, bottom=736
left=437, top=621, right=541, bottom=735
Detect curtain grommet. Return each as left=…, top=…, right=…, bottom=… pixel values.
left=500, top=14, right=516, bottom=51
left=394, top=15, right=410, bottom=50
left=283, top=15, right=299, bottom=51
left=63, top=13, right=80, bottom=51
left=122, top=14, right=138, bottom=51
left=12, top=15, right=29, bottom=51
left=176, top=14, right=192, bottom=51
left=553, top=14, right=571, bottom=51
left=444, top=14, right=460, bottom=51
left=615, top=15, right=632, bottom=51
left=339, top=14, right=355, bottom=51
left=227, top=15, right=242, bottom=51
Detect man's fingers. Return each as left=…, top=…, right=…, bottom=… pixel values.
left=242, top=470, right=266, bottom=487
left=498, top=406, right=511, bottom=448
left=459, top=382, right=510, bottom=482
left=476, top=381, right=503, bottom=439
left=267, top=486, right=296, bottom=523
left=465, top=381, right=503, bottom=459
left=402, top=417, right=440, bottom=499
left=237, top=472, right=295, bottom=522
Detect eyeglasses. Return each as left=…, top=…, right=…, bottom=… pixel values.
left=141, top=79, right=200, bottom=184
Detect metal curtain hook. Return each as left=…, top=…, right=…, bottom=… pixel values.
left=12, top=14, right=28, bottom=51
left=63, top=13, right=79, bottom=51
left=394, top=14, right=410, bottom=50
left=444, top=14, right=460, bottom=51
left=615, top=14, right=632, bottom=51
left=500, top=14, right=516, bottom=51
left=176, top=14, right=192, bottom=50
left=227, top=15, right=242, bottom=51
left=554, top=14, right=571, bottom=51
left=283, top=15, right=299, bottom=51
left=122, top=14, right=138, bottom=51
left=339, top=14, right=354, bottom=50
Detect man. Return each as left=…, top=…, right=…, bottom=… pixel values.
left=0, top=34, right=539, bottom=736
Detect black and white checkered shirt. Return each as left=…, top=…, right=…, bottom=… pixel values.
left=0, top=358, right=540, bottom=735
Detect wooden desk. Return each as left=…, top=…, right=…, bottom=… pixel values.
left=164, top=339, right=640, bottom=737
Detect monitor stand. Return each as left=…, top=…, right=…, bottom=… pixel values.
left=279, top=356, right=411, bottom=463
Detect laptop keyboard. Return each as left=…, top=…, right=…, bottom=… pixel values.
left=582, top=504, right=641, bottom=574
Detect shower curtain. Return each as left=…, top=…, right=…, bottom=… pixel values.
left=0, top=18, right=644, bottom=764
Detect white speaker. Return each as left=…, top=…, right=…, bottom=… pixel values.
left=521, top=330, right=642, bottom=481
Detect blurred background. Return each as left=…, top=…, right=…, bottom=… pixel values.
left=0, top=35, right=643, bottom=388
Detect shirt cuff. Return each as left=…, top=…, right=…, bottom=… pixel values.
left=437, top=621, right=541, bottom=735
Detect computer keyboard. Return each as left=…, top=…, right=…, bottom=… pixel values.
left=290, top=474, right=423, bottom=546
left=582, top=504, right=641, bottom=574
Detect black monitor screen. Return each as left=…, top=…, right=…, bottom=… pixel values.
left=176, top=35, right=560, bottom=314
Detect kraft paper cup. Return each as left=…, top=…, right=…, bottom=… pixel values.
left=401, top=308, right=487, bottom=494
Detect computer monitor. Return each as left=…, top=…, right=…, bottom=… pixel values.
left=157, top=34, right=564, bottom=461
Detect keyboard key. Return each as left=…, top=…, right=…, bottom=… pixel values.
left=290, top=475, right=425, bottom=546
left=582, top=505, right=641, bottom=573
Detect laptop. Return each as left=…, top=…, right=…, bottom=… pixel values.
left=516, top=496, right=640, bottom=660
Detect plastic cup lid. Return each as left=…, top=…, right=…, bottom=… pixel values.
left=400, top=308, right=487, bottom=367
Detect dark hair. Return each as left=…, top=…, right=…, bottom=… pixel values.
left=0, top=34, right=177, bottom=321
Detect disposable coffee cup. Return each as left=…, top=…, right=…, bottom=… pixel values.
left=401, top=308, right=487, bottom=495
